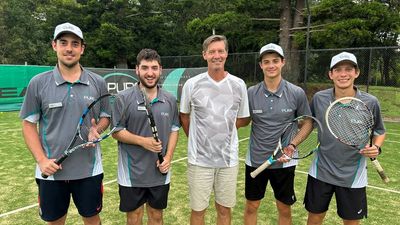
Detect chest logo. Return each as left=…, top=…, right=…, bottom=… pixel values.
left=281, top=108, right=293, bottom=113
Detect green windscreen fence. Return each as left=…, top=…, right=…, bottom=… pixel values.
left=0, top=65, right=53, bottom=111
left=0, top=65, right=207, bottom=112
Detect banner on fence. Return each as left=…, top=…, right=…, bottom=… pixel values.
left=0, top=65, right=207, bottom=111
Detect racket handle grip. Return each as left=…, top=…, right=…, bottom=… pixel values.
left=250, top=160, right=273, bottom=178
left=157, top=152, right=167, bottom=176
left=41, top=154, right=68, bottom=179
left=370, top=158, right=390, bottom=184
left=158, top=152, right=164, bottom=164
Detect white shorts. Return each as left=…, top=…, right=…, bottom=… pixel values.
left=187, top=163, right=239, bottom=211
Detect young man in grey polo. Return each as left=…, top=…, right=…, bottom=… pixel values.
left=20, top=22, right=108, bottom=225
left=304, top=52, right=386, bottom=225
left=243, top=43, right=311, bottom=225
left=111, top=49, right=180, bottom=225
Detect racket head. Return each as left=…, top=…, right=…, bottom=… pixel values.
left=78, top=94, right=126, bottom=143
left=280, top=115, right=322, bottom=159
left=325, top=97, right=374, bottom=148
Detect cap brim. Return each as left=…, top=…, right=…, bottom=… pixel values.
left=330, top=60, right=357, bottom=69
left=259, top=50, right=284, bottom=59
left=54, top=31, right=83, bottom=40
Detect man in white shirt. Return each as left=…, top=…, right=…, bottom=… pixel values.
left=180, top=34, right=250, bottom=225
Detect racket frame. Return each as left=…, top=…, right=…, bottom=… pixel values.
left=280, top=115, right=322, bottom=160
left=41, top=93, right=117, bottom=178
left=250, top=139, right=282, bottom=178
left=325, top=96, right=389, bottom=184
left=250, top=115, right=320, bottom=178
left=140, top=88, right=166, bottom=175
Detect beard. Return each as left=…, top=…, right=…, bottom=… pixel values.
left=60, top=59, right=79, bottom=69
left=138, top=73, right=160, bottom=89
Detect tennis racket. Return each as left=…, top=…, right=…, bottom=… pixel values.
left=140, top=88, right=166, bottom=175
left=325, top=97, right=389, bottom=184
left=42, top=93, right=125, bottom=178
left=250, top=115, right=322, bottom=178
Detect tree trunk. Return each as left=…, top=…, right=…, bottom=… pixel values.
left=291, top=0, right=305, bottom=83
left=279, top=0, right=294, bottom=82
left=116, top=57, right=128, bottom=69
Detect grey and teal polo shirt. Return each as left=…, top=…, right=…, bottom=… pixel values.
left=112, top=83, right=180, bottom=187
left=246, top=79, right=311, bottom=169
left=308, top=87, right=385, bottom=188
left=19, top=66, right=109, bottom=180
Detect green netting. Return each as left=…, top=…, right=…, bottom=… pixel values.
left=0, top=65, right=52, bottom=111
left=0, top=65, right=207, bottom=112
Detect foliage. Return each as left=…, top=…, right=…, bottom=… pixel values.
left=0, top=0, right=398, bottom=68
left=294, top=0, right=400, bottom=48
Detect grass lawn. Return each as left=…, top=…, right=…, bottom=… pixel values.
left=0, top=111, right=399, bottom=224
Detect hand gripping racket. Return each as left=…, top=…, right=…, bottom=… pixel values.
left=250, top=115, right=322, bottom=178
left=42, top=93, right=125, bottom=178
left=140, top=88, right=166, bottom=175
left=325, top=97, right=389, bottom=184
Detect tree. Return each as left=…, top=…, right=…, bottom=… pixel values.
left=0, top=0, right=49, bottom=65
left=279, top=0, right=306, bottom=82
left=293, top=0, right=400, bottom=85
left=80, top=0, right=138, bottom=68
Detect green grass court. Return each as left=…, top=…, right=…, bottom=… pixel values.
left=0, top=111, right=399, bottom=224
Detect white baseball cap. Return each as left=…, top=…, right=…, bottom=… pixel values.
left=259, top=43, right=284, bottom=59
left=330, top=52, right=358, bottom=69
left=53, top=22, right=84, bottom=40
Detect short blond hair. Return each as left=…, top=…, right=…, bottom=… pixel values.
left=202, top=35, right=228, bottom=52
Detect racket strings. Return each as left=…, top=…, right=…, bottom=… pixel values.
left=328, top=101, right=373, bottom=147
left=281, top=122, right=300, bottom=158
left=79, top=105, right=101, bottom=142
left=79, top=95, right=123, bottom=142
left=282, top=117, right=320, bottom=159
left=296, top=119, right=319, bottom=159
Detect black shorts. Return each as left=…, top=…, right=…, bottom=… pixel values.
left=119, top=184, right=170, bottom=212
left=36, top=174, right=103, bottom=222
left=304, top=175, right=367, bottom=220
left=245, top=165, right=296, bottom=205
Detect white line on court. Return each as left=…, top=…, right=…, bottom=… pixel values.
left=293, top=170, right=400, bottom=194
left=0, top=155, right=192, bottom=218
left=0, top=128, right=20, bottom=133
left=1, top=136, right=398, bottom=218
left=385, top=140, right=400, bottom=144
left=0, top=204, right=38, bottom=218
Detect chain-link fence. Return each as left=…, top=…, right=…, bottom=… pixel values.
left=161, top=46, right=400, bottom=87
left=161, top=46, right=400, bottom=120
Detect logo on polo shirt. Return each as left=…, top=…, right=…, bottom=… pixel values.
left=281, top=108, right=293, bottom=113
left=84, top=95, right=95, bottom=101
